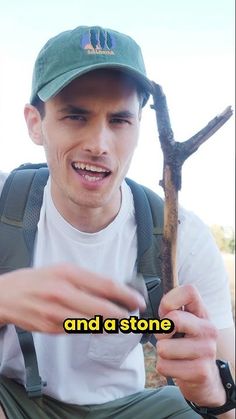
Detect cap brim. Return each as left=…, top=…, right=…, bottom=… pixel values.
left=36, top=63, right=153, bottom=106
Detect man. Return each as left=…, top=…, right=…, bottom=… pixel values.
left=0, top=25, right=234, bottom=418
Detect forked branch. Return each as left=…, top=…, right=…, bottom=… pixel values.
left=151, top=82, right=233, bottom=294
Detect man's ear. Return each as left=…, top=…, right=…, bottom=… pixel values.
left=24, top=104, right=43, bottom=145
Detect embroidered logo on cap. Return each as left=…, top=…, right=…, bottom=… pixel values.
left=81, top=29, right=115, bottom=55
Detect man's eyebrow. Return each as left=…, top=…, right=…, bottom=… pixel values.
left=110, top=110, right=135, bottom=119
left=57, top=105, right=91, bottom=115
left=57, top=106, right=135, bottom=118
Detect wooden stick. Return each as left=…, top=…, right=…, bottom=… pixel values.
left=151, top=82, right=233, bottom=294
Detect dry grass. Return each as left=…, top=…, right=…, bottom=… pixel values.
left=144, top=253, right=235, bottom=388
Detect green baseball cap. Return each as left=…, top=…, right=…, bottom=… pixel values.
left=30, top=25, right=153, bottom=106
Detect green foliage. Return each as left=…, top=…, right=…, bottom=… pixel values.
left=210, top=225, right=235, bottom=254
left=228, top=236, right=235, bottom=254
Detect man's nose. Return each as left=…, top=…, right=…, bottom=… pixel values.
left=82, top=122, right=111, bottom=156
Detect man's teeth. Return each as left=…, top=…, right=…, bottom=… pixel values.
left=73, top=162, right=109, bottom=173
left=84, top=175, right=101, bottom=182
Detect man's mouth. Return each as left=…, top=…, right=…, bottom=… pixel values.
left=72, top=162, right=111, bottom=183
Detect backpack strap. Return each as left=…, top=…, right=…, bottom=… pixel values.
left=0, top=164, right=49, bottom=272
left=0, top=164, right=49, bottom=397
left=125, top=178, right=164, bottom=345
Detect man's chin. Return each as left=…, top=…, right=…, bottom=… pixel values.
left=70, top=184, right=121, bottom=211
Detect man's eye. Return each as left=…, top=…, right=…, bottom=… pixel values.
left=110, top=118, right=130, bottom=125
left=65, top=115, right=86, bottom=121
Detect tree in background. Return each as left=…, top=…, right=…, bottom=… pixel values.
left=210, top=225, right=235, bottom=254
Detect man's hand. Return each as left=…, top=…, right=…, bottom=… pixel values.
left=156, top=284, right=229, bottom=409
left=0, top=264, right=146, bottom=333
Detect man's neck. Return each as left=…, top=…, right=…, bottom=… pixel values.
left=50, top=186, right=122, bottom=233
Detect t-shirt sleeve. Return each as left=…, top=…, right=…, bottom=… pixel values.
left=177, top=207, right=234, bottom=330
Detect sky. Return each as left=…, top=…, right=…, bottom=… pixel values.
left=0, top=0, right=235, bottom=228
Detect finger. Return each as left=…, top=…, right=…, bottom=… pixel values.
left=14, top=320, right=63, bottom=334
left=157, top=336, right=217, bottom=360
left=30, top=287, right=131, bottom=321
left=158, top=284, right=209, bottom=319
left=55, top=264, right=146, bottom=312
left=156, top=310, right=218, bottom=340
left=12, top=297, right=128, bottom=333
left=51, top=290, right=131, bottom=319
left=10, top=304, right=65, bottom=334
left=156, top=358, right=213, bottom=383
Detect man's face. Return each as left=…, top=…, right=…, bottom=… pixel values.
left=27, top=70, right=141, bottom=227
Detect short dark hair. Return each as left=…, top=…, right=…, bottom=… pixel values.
left=31, top=95, right=45, bottom=119
left=136, top=87, right=147, bottom=108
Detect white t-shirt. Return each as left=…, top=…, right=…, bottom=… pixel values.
left=0, top=172, right=234, bottom=405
